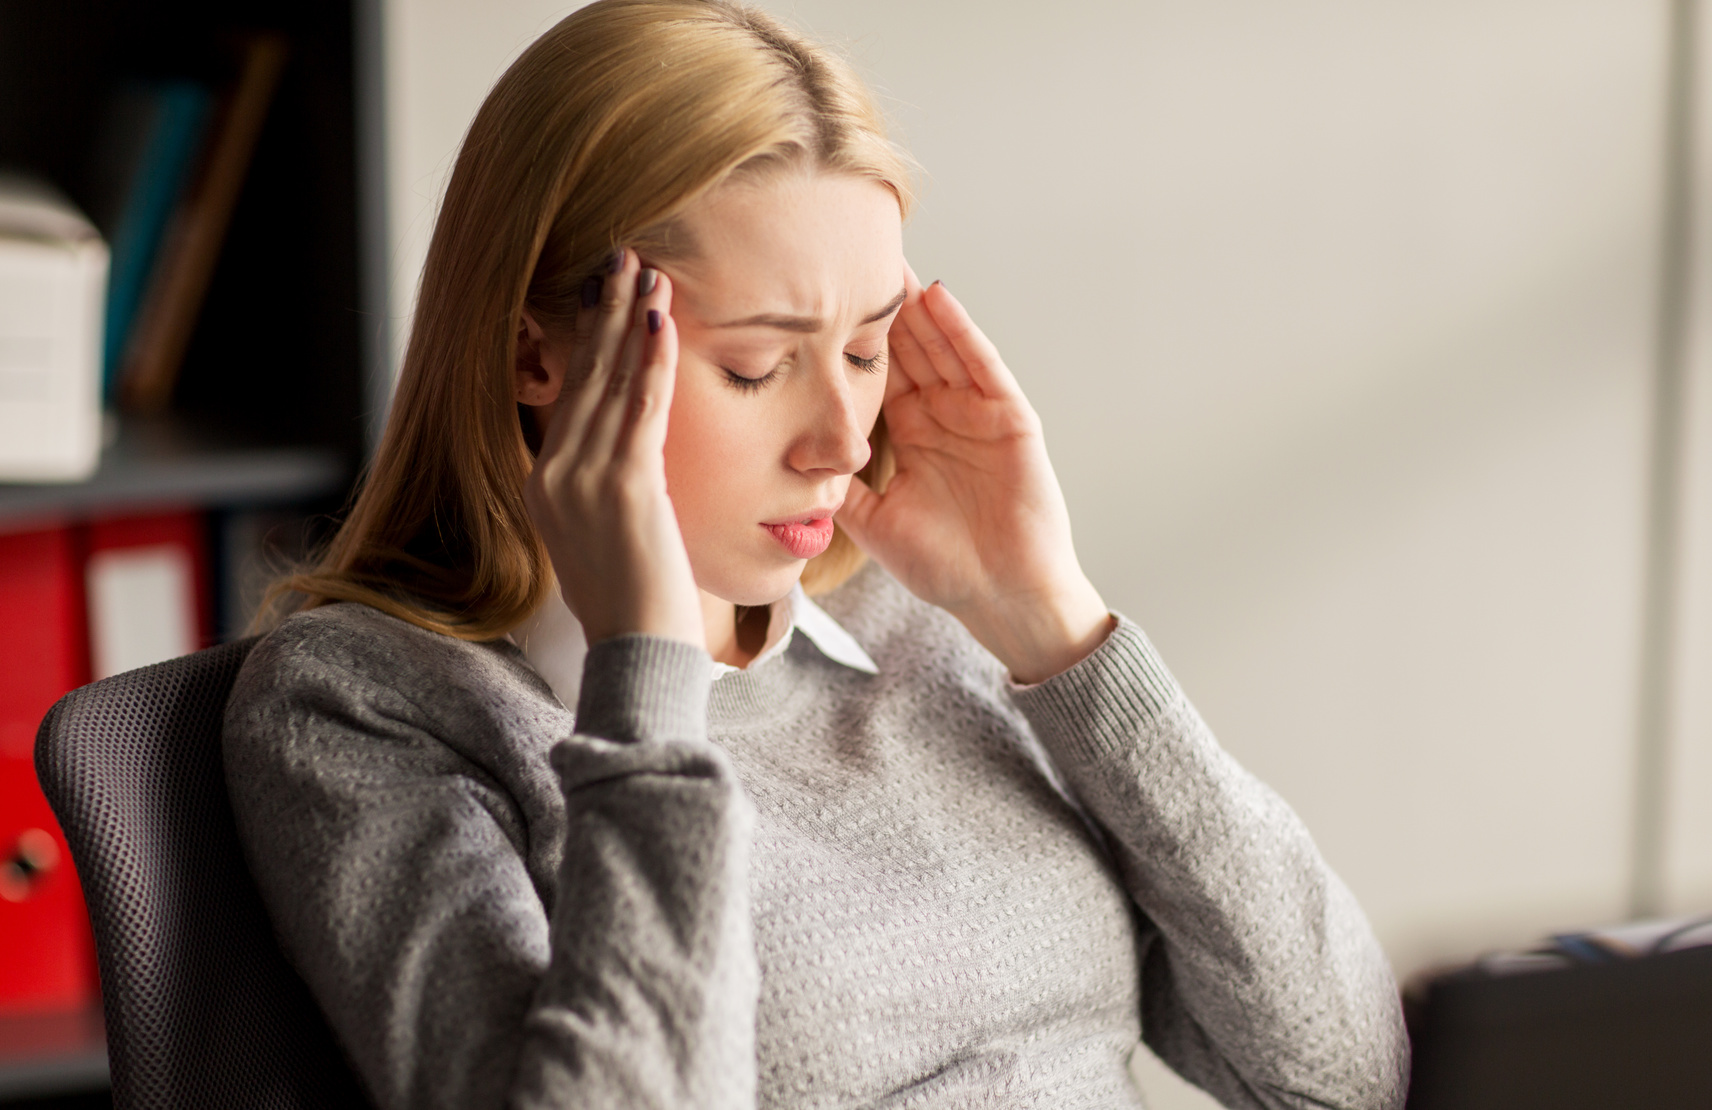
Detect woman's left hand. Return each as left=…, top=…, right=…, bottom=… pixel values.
left=836, top=267, right=1112, bottom=684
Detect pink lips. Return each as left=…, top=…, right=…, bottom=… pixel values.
left=763, top=517, right=835, bottom=559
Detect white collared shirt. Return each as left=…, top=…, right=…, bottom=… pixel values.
left=508, top=581, right=878, bottom=711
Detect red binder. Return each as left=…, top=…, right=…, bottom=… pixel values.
left=0, top=525, right=97, bottom=1014
left=0, top=527, right=87, bottom=762
left=0, top=509, right=210, bottom=1014
left=86, top=510, right=211, bottom=677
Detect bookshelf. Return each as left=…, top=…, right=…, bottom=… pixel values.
left=0, top=416, right=345, bottom=526
left=0, top=0, right=381, bottom=484
left=0, top=0, right=382, bottom=1102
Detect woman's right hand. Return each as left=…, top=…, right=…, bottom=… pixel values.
left=522, top=250, right=706, bottom=650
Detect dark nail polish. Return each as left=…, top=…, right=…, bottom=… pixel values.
left=638, top=268, right=658, bottom=296
left=647, top=309, right=662, bottom=335
left=580, top=275, right=601, bottom=308
left=607, top=248, right=625, bottom=273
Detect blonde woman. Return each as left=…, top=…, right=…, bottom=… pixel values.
left=223, top=1, right=1408, bottom=1107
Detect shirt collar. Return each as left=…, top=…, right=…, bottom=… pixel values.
left=712, top=585, right=880, bottom=679
left=509, top=582, right=877, bottom=710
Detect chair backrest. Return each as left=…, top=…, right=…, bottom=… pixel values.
left=34, top=639, right=370, bottom=1110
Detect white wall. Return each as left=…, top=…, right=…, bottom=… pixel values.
left=785, top=0, right=1679, bottom=971
left=1666, top=3, right=1712, bottom=914
left=382, top=0, right=581, bottom=365
left=382, top=1, right=1705, bottom=1104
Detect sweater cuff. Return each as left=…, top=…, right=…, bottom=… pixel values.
left=574, top=634, right=712, bottom=744
left=1007, top=614, right=1181, bottom=767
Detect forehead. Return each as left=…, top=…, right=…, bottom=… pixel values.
left=665, top=171, right=903, bottom=326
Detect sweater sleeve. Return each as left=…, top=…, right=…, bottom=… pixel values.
left=1006, top=616, right=1408, bottom=1110
left=222, top=629, right=757, bottom=1110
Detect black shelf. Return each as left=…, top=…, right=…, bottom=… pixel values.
left=0, top=416, right=347, bottom=527
left=0, top=1009, right=106, bottom=1102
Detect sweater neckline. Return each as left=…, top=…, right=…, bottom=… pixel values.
left=706, top=635, right=828, bottom=730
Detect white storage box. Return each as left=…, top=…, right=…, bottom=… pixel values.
left=0, top=175, right=108, bottom=482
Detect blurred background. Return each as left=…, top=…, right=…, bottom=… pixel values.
left=383, top=0, right=1712, bottom=961
left=1, top=0, right=1707, bottom=1106
left=385, top=2, right=1712, bottom=1103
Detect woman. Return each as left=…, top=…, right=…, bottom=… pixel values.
left=224, top=1, right=1408, bottom=1107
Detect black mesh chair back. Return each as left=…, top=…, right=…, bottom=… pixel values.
left=34, top=639, right=370, bottom=1109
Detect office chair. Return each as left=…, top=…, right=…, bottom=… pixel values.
left=34, top=639, right=370, bottom=1109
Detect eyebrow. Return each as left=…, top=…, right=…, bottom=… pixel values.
left=710, top=286, right=909, bottom=332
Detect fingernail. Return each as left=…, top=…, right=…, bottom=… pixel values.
left=638, top=268, right=658, bottom=296
left=580, top=275, right=601, bottom=308
left=931, top=279, right=946, bottom=291
left=607, top=248, right=625, bottom=273
left=647, top=308, right=662, bottom=335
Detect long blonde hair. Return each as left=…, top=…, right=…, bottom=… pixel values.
left=273, top=0, right=912, bottom=640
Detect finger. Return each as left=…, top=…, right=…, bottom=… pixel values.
left=887, top=279, right=946, bottom=397
left=896, top=278, right=973, bottom=389
left=582, top=247, right=642, bottom=395
left=919, top=280, right=1025, bottom=400
left=625, top=316, right=677, bottom=461
left=581, top=264, right=656, bottom=465
left=549, top=248, right=641, bottom=459
left=920, top=284, right=1022, bottom=400
left=834, top=474, right=879, bottom=550
left=542, top=248, right=634, bottom=464
left=616, top=270, right=678, bottom=462
left=881, top=341, right=915, bottom=404
left=565, top=246, right=630, bottom=390
left=884, top=261, right=940, bottom=391
left=570, top=248, right=619, bottom=347
left=885, top=312, right=940, bottom=393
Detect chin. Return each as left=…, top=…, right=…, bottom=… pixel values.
left=700, top=559, right=805, bottom=609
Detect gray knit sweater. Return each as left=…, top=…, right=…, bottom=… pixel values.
left=222, top=562, right=1407, bottom=1110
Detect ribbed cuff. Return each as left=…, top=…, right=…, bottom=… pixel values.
left=575, top=634, right=712, bottom=744
left=1007, top=614, right=1181, bottom=767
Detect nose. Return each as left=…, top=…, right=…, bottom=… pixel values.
left=786, top=355, right=872, bottom=477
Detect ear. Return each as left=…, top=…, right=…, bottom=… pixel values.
left=514, top=308, right=564, bottom=406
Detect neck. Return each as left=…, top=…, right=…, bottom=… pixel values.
left=700, top=590, right=770, bottom=669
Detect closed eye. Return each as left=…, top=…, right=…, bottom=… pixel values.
left=845, top=351, right=886, bottom=374
left=722, top=366, right=779, bottom=393
left=723, top=351, right=883, bottom=393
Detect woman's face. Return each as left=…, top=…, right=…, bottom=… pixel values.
left=655, top=171, right=905, bottom=607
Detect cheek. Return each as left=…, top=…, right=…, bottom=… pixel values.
left=662, top=387, right=716, bottom=522
left=861, top=365, right=888, bottom=427
left=848, top=364, right=889, bottom=462
left=661, top=374, right=767, bottom=540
